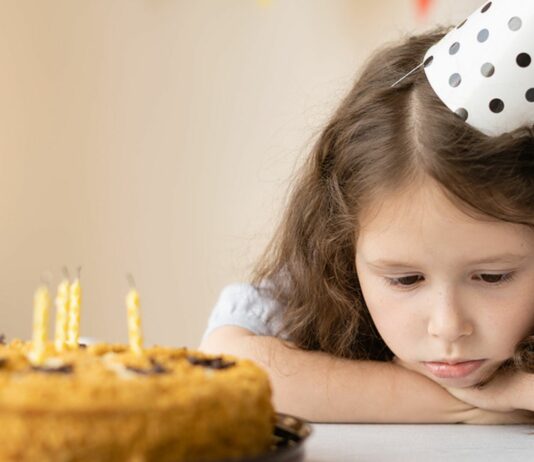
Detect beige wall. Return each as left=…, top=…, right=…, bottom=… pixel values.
left=0, top=0, right=482, bottom=348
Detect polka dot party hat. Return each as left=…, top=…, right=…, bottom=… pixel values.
left=423, top=0, right=534, bottom=137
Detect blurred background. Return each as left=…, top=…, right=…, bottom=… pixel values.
left=0, top=0, right=483, bottom=348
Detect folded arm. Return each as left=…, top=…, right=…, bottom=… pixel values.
left=516, top=372, right=534, bottom=412
left=444, top=368, right=534, bottom=413
left=199, top=326, right=533, bottom=424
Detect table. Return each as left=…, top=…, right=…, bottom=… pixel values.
left=304, top=424, right=534, bottom=461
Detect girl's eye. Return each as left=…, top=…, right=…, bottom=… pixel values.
left=384, top=273, right=516, bottom=289
left=476, top=273, right=515, bottom=285
left=384, top=275, right=424, bottom=287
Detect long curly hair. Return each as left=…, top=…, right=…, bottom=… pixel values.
left=250, top=26, right=534, bottom=376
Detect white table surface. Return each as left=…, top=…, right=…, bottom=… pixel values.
left=304, top=424, right=534, bottom=462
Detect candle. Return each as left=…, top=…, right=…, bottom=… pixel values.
left=66, top=275, right=81, bottom=349
left=126, top=276, right=143, bottom=355
left=29, top=284, right=51, bottom=365
left=54, top=273, right=70, bottom=352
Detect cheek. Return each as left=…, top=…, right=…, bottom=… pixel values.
left=486, top=306, right=534, bottom=356
left=359, top=272, right=418, bottom=355
left=479, top=280, right=534, bottom=351
left=370, top=307, right=419, bottom=358
left=519, top=291, right=534, bottom=336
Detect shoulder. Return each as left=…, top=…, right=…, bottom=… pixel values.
left=201, top=282, right=285, bottom=343
left=216, top=283, right=278, bottom=316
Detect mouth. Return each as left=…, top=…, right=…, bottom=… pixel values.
left=422, top=359, right=486, bottom=379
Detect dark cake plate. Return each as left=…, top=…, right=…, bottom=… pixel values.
left=220, top=413, right=312, bottom=462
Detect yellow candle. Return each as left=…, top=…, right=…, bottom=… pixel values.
left=29, top=284, right=51, bottom=365
left=66, top=277, right=81, bottom=349
left=126, top=282, right=143, bottom=355
left=54, top=276, right=70, bottom=352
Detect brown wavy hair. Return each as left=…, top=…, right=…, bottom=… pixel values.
left=250, top=26, right=534, bottom=377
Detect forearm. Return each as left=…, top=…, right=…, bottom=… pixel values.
left=515, top=372, right=534, bottom=412
left=211, top=335, right=473, bottom=424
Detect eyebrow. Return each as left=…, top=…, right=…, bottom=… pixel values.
left=366, top=253, right=528, bottom=269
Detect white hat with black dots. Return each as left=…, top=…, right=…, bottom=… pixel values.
left=395, top=0, right=534, bottom=137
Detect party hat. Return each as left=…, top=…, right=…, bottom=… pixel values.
left=398, top=0, right=534, bottom=137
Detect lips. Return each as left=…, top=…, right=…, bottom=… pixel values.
left=422, top=359, right=485, bottom=379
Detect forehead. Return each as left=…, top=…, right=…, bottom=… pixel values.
left=356, top=178, right=533, bottom=261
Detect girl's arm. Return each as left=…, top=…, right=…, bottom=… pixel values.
left=445, top=369, right=534, bottom=413
left=516, top=373, right=534, bottom=412
left=199, top=326, right=533, bottom=424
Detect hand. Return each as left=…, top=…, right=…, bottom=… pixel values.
left=393, top=356, right=533, bottom=413
left=446, top=370, right=533, bottom=413
left=462, top=407, right=534, bottom=425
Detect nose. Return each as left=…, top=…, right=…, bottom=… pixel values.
left=427, top=287, right=473, bottom=343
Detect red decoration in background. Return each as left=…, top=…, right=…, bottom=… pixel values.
left=417, top=0, right=432, bottom=19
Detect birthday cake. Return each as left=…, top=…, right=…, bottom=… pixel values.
left=0, top=337, right=276, bottom=462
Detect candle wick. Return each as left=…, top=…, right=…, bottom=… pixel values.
left=126, top=273, right=136, bottom=289
left=76, top=266, right=82, bottom=279
left=62, top=266, right=70, bottom=280
left=40, top=271, right=52, bottom=288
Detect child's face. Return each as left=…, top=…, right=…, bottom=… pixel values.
left=355, top=178, right=534, bottom=389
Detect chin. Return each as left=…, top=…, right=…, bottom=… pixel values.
left=419, top=371, right=473, bottom=388
left=439, top=375, right=484, bottom=389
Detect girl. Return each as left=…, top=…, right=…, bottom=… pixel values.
left=200, top=4, right=534, bottom=424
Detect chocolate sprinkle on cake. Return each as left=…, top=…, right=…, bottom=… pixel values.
left=126, top=358, right=170, bottom=376
left=31, top=364, right=74, bottom=374
left=0, top=358, right=6, bottom=368
left=187, top=356, right=236, bottom=370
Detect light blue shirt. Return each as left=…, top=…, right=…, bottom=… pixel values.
left=201, top=283, right=287, bottom=343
